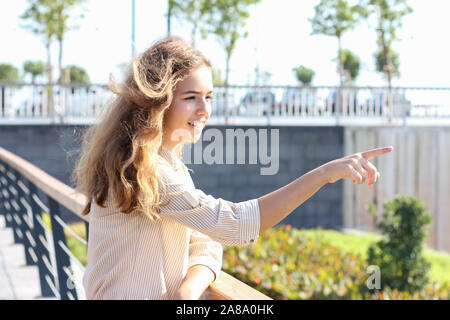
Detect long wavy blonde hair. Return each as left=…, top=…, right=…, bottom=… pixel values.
left=72, top=36, right=211, bottom=220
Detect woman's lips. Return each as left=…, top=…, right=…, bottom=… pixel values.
left=187, top=121, right=204, bottom=130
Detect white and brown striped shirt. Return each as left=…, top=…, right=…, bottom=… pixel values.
left=82, top=146, right=260, bottom=299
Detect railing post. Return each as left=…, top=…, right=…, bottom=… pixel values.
left=47, top=196, right=78, bottom=300
left=3, top=163, right=23, bottom=245
left=84, top=221, right=89, bottom=243
left=1, top=85, right=5, bottom=117
left=27, top=181, right=56, bottom=298
left=0, top=163, right=8, bottom=224
left=12, top=168, right=36, bottom=266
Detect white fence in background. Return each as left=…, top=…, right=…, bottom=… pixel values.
left=1, top=83, right=450, bottom=125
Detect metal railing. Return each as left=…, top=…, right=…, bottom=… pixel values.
left=0, top=146, right=271, bottom=300
left=1, top=83, right=449, bottom=125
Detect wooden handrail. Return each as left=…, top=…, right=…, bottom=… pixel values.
left=203, top=271, right=271, bottom=300
left=0, top=146, right=272, bottom=300
left=0, top=147, right=88, bottom=222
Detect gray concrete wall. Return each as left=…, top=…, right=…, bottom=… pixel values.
left=343, top=126, right=450, bottom=252
left=0, top=124, right=344, bottom=228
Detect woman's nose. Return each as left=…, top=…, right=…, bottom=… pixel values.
left=197, top=97, right=210, bottom=115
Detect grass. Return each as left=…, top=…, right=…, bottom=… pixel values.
left=302, top=228, right=450, bottom=284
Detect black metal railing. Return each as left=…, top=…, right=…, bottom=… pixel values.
left=0, top=154, right=88, bottom=300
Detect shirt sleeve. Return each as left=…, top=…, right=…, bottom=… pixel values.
left=188, top=229, right=223, bottom=281
left=157, top=164, right=260, bottom=246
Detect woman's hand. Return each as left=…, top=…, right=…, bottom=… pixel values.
left=320, top=146, right=394, bottom=185
left=170, top=265, right=216, bottom=300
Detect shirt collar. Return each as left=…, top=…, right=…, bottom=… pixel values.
left=159, top=145, right=183, bottom=171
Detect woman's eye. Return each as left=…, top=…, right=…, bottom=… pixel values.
left=206, top=96, right=213, bottom=100
left=184, top=96, right=195, bottom=100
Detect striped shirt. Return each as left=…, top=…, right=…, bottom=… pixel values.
left=82, top=146, right=261, bottom=299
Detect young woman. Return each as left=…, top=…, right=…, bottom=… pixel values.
left=74, top=36, right=393, bottom=300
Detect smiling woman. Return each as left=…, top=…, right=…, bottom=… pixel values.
left=72, top=36, right=394, bottom=301
left=163, top=65, right=213, bottom=152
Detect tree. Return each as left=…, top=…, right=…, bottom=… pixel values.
left=66, top=65, right=90, bottom=84
left=292, top=65, right=315, bottom=86
left=20, top=0, right=58, bottom=85
left=374, top=45, right=400, bottom=81
left=23, top=60, right=46, bottom=84
left=202, top=0, right=261, bottom=122
left=167, top=0, right=175, bottom=35
left=309, top=0, right=367, bottom=88
left=367, top=195, right=432, bottom=293
left=203, top=0, right=260, bottom=87
left=170, top=0, right=213, bottom=48
left=309, top=0, right=367, bottom=114
left=367, top=0, right=412, bottom=89
left=341, top=49, right=360, bottom=84
left=21, top=0, right=87, bottom=85
left=21, top=0, right=58, bottom=117
left=53, top=0, right=87, bottom=84
left=0, top=64, right=20, bottom=83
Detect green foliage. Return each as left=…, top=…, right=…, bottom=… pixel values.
left=309, top=0, right=367, bottom=86
left=0, top=64, right=20, bottom=82
left=21, top=0, right=86, bottom=41
left=374, top=46, right=400, bottom=78
left=67, top=65, right=90, bottom=84
left=366, top=0, right=412, bottom=85
left=23, top=60, right=45, bottom=83
left=20, top=0, right=58, bottom=42
left=201, top=0, right=261, bottom=85
left=223, top=225, right=449, bottom=299
left=170, top=0, right=212, bottom=47
left=57, top=217, right=448, bottom=299
left=341, top=49, right=360, bottom=83
left=367, top=0, right=413, bottom=42
left=20, top=0, right=87, bottom=83
left=309, top=0, right=368, bottom=38
left=292, top=66, right=315, bottom=85
left=41, top=212, right=87, bottom=266
left=367, top=195, right=432, bottom=293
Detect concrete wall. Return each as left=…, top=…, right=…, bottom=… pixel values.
left=0, top=124, right=344, bottom=229
left=1, top=123, right=448, bottom=252
left=343, top=126, right=450, bottom=253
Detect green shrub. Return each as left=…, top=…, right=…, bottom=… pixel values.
left=367, top=195, right=432, bottom=293
left=222, top=225, right=449, bottom=300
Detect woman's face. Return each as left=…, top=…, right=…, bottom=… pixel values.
left=163, top=65, right=213, bottom=151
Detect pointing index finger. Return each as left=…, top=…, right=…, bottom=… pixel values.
left=361, top=146, right=394, bottom=160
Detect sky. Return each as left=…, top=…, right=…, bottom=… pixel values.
left=1, top=0, right=450, bottom=87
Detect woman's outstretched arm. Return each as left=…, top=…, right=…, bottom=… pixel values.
left=257, top=146, right=394, bottom=233
left=258, top=165, right=328, bottom=233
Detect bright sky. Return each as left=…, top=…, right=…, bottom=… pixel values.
left=1, top=0, right=450, bottom=87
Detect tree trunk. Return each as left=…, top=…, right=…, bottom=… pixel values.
left=337, top=35, right=344, bottom=116
left=378, top=27, right=393, bottom=121
left=46, top=40, right=54, bottom=118
left=58, top=38, right=63, bottom=84
left=191, top=24, right=197, bottom=48
left=167, top=0, right=172, bottom=36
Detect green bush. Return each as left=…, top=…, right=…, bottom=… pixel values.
left=45, top=211, right=449, bottom=299
left=367, top=195, right=432, bottom=293
left=222, top=225, right=449, bottom=300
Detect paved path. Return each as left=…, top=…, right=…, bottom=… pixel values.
left=0, top=215, right=51, bottom=300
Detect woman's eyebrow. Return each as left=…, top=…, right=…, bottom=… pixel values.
left=181, top=90, right=213, bottom=95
